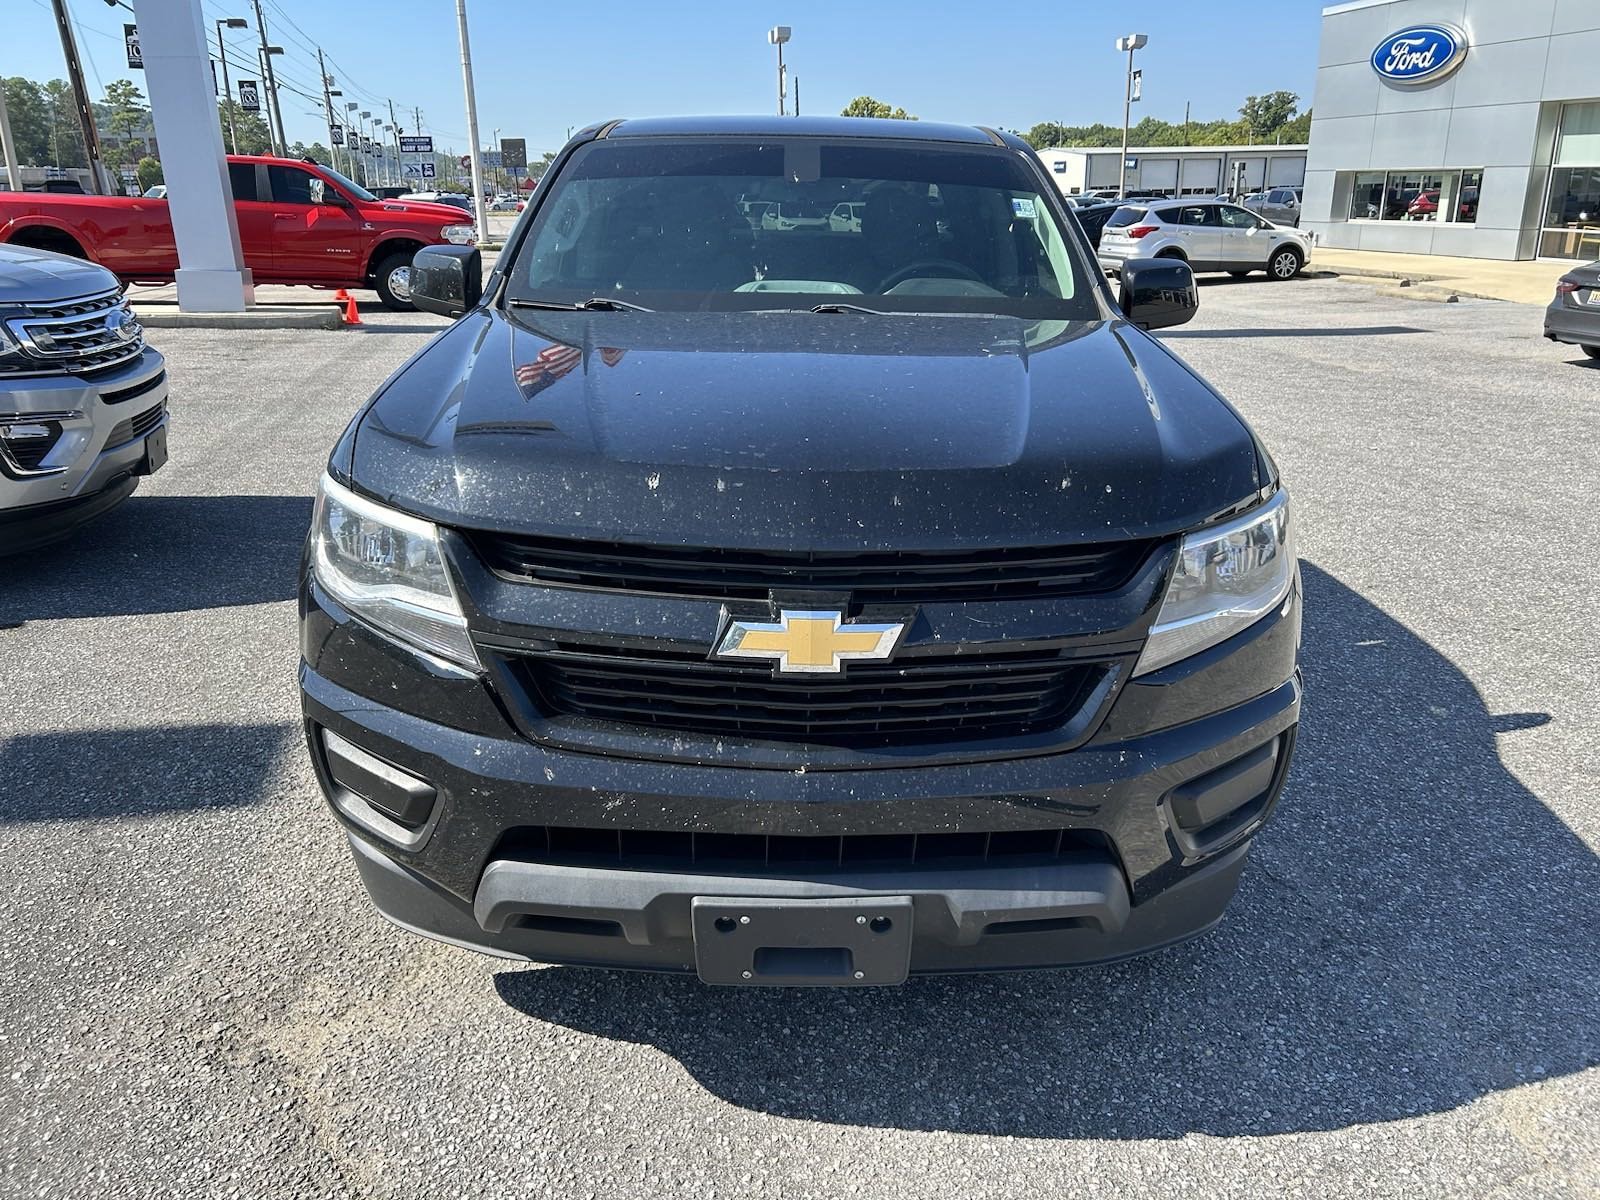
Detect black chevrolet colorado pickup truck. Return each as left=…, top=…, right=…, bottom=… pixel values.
left=300, top=116, right=1300, bottom=986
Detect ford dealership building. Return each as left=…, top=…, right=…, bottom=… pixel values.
left=1303, top=0, right=1600, bottom=260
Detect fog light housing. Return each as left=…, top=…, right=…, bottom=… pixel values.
left=322, top=729, right=436, bottom=830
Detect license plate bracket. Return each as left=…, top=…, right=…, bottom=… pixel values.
left=138, top=425, right=168, bottom=475
left=691, top=895, right=913, bottom=987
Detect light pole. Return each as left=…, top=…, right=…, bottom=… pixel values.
left=326, top=87, right=343, bottom=174
left=346, top=103, right=363, bottom=185
left=768, top=26, right=790, bottom=117
left=360, top=110, right=372, bottom=184
left=258, top=45, right=285, bottom=154
left=454, top=0, right=490, bottom=243
left=215, top=17, right=248, bottom=155
left=1116, top=33, right=1147, bottom=200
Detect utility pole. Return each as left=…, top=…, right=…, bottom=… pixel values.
left=768, top=26, right=790, bottom=116
left=794, top=77, right=800, bottom=117
left=454, top=0, right=490, bottom=241
left=318, top=49, right=342, bottom=175
left=250, top=0, right=286, bottom=156
left=49, top=0, right=107, bottom=193
left=0, top=80, right=23, bottom=191
left=1115, top=33, right=1148, bottom=200
left=1183, top=100, right=1190, bottom=147
left=388, top=100, right=402, bottom=188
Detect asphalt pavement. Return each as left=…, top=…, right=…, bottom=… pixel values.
left=1, top=276, right=1596, bottom=1198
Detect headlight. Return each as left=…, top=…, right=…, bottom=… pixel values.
left=310, top=474, right=480, bottom=670
left=441, top=224, right=476, bottom=245
left=1134, top=489, right=1295, bottom=676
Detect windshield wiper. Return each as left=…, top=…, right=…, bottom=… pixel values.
left=809, top=301, right=892, bottom=315
left=508, top=297, right=653, bottom=312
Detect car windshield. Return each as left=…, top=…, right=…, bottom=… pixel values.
left=506, top=138, right=1098, bottom=318
left=317, top=164, right=376, bottom=202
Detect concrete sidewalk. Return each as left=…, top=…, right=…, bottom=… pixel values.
left=1312, top=246, right=1574, bottom=304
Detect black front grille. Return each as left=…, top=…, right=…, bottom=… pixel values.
left=473, top=533, right=1155, bottom=603
left=494, top=823, right=1110, bottom=874
left=106, top=401, right=165, bottom=448
left=509, top=641, right=1105, bottom=746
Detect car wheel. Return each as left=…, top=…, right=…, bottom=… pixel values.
left=373, top=251, right=417, bottom=311
left=1269, top=247, right=1304, bottom=280
left=1584, top=345, right=1600, bottom=360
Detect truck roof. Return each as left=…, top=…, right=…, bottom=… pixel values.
left=598, top=115, right=1010, bottom=146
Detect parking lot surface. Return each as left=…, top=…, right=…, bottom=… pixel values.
left=2, top=279, right=1596, bottom=1198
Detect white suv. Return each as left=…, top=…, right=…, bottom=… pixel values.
left=1098, top=200, right=1312, bottom=281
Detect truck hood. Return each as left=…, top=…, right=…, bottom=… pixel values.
left=350, top=309, right=1263, bottom=550
left=371, top=201, right=472, bottom=223
left=0, top=243, right=119, bottom=305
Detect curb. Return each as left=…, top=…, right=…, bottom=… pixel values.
left=138, top=306, right=344, bottom=330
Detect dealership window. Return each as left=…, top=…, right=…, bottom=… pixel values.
left=1344, top=169, right=1481, bottom=223
left=1538, top=101, right=1600, bottom=260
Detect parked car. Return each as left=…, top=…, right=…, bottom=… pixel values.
left=0, top=156, right=476, bottom=310
left=301, top=115, right=1300, bottom=986
left=1245, top=187, right=1302, bottom=227
left=141, top=185, right=167, bottom=200
left=489, top=195, right=522, bottom=212
left=1068, top=200, right=1121, bottom=249
left=1543, top=259, right=1600, bottom=360
left=829, top=201, right=864, bottom=232
left=395, top=191, right=473, bottom=214
left=1098, top=199, right=1312, bottom=280
left=1406, top=187, right=1479, bottom=222
left=0, top=243, right=168, bottom=554
left=24, top=180, right=86, bottom=195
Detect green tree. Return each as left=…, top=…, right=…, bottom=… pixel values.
left=287, top=140, right=332, bottom=164
left=841, top=96, right=917, bottom=120
left=135, top=155, right=162, bottom=192
left=218, top=100, right=272, bottom=154
left=41, top=79, right=87, bottom=167
left=1239, top=91, right=1300, bottom=140
left=101, top=79, right=150, bottom=169
left=1279, top=108, right=1312, bottom=144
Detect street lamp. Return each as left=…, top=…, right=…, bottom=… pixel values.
left=327, top=88, right=343, bottom=175
left=214, top=17, right=248, bottom=155
left=259, top=44, right=285, bottom=155
left=768, top=26, right=791, bottom=117
left=346, top=102, right=363, bottom=185
left=1116, top=33, right=1148, bottom=200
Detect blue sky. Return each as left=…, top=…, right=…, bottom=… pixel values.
left=12, top=0, right=1326, bottom=154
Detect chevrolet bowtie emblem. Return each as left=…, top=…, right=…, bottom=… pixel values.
left=714, top=609, right=907, bottom=674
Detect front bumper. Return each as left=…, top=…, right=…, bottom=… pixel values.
left=0, top=349, right=168, bottom=553
left=301, top=568, right=1302, bottom=980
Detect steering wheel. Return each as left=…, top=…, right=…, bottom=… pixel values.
left=875, top=258, right=988, bottom=292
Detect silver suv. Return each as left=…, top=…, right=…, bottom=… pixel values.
left=1098, top=200, right=1312, bottom=281
left=1246, top=186, right=1303, bottom=227
left=0, top=244, right=169, bottom=554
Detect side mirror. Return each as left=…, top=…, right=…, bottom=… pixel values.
left=1118, top=258, right=1198, bottom=330
left=411, top=245, right=482, bottom=318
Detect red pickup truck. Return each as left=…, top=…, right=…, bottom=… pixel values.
left=0, top=155, right=476, bottom=310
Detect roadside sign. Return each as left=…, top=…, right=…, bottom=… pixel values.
left=500, top=138, right=527, bottom=171
left=120, top=166, right=138, bottom=183
left=124, top=24, right=142, bottom=70
left=238, top=79, right=260, bottom=113
left=421, top=162, right=435, bottom=179
left=459, top=155, right=471, bottom=169
left=330, top=124, right=344, bottom=146
left=399, top=135, right=433, bottom=154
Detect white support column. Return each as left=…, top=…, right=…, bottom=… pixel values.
left=133, top=0, right=253, bottom=311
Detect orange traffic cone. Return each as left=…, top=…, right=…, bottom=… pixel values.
left=332, top=288, right=351, bottom=301
left=342, top=295, right=362, bottom=325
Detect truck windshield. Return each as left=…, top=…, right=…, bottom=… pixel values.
left=316, top=164, right=377, bottom=203
left=506, top=139, right=1099, bottom=318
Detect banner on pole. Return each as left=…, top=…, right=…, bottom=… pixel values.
left=238, top=80, right=260, bottom=113
left=124, top=25, right=143, bottom=70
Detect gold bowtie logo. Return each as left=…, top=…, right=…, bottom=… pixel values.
left=714, top=609, right=907, bottom=674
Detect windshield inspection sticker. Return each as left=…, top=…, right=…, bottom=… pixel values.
left=1011, top=197, right=1038, bottom=219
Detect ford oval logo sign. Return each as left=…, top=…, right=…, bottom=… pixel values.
left=1372, top=24, right=1468, bottom=85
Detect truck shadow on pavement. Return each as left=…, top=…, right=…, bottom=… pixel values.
left=1, top=494, right=311, bottom=625
left=0, top=721, right=296, bottom=823
left=493, top=562, right=1598, bottom=1138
